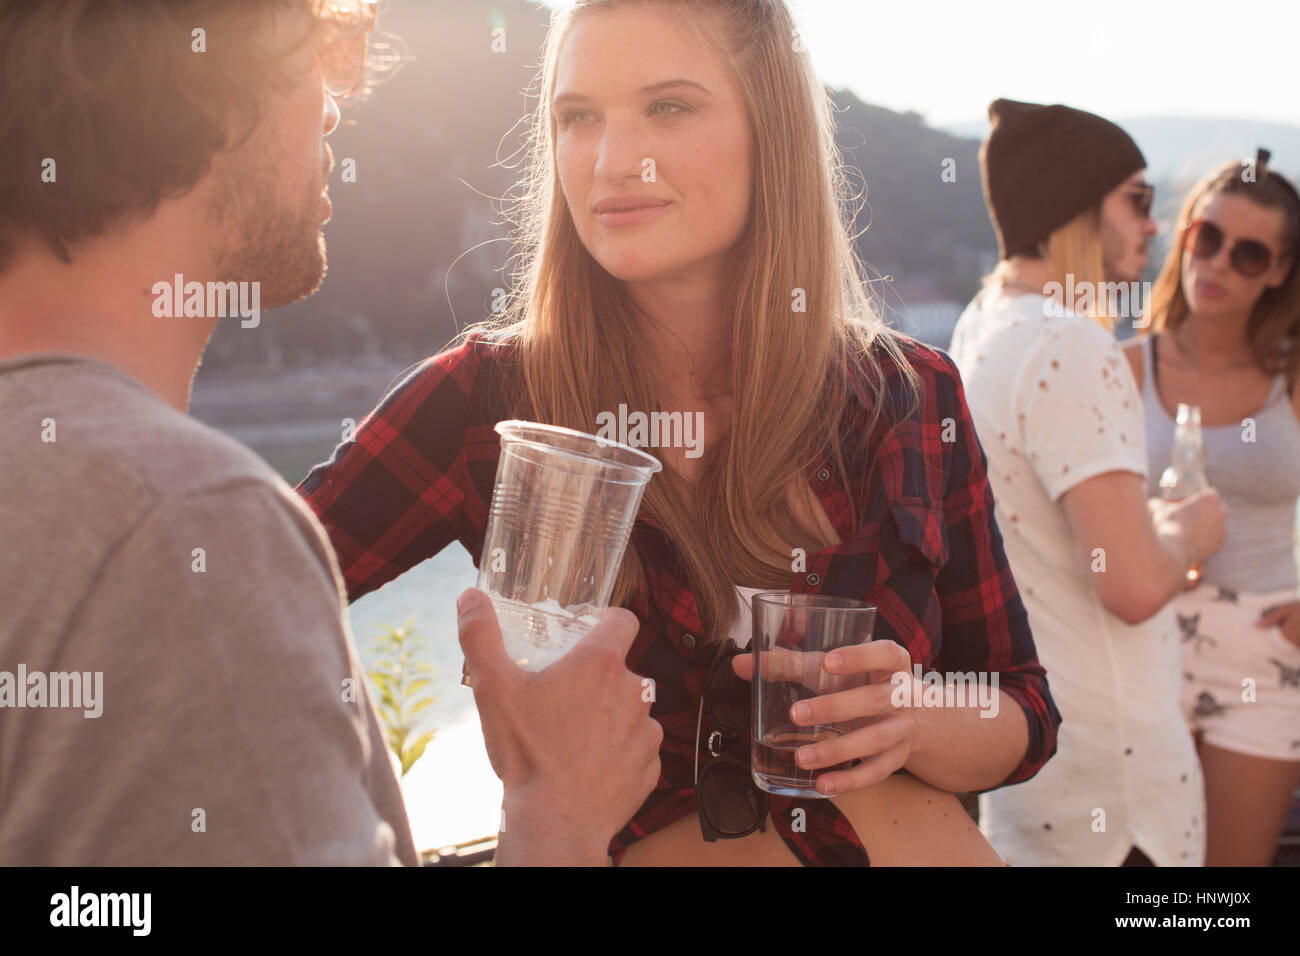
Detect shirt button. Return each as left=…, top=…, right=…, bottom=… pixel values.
left=806, top=573, right=821, bottom=586
left=682, top=633, right=696, bottom=649
left=816, top=468, right=830, bottom=482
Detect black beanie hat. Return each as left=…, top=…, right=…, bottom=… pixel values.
left=979, top=98, right=1147, bottom=259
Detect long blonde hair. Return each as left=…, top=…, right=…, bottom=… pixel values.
left=456, top=0, right=921, bottom=642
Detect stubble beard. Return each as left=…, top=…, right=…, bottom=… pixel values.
left=206, top=140, right=328, bottom=311
left=1100, top=217, right=1142, bottom=285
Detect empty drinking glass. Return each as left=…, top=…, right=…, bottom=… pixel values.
left=475, top=420, right=661, bottom=671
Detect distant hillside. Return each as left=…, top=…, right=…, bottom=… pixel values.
left=829, top=99, right=993, bottom=317
left=204, top=0, right=998, bottom=370
left=944, top=115, right=1300, bottom=186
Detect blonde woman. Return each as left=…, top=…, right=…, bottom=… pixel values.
left=1121, top=151, right=1300, bottom=866
left=950, top=100, right=1227, bottom=866
left=299, top=0, right=1059, bottom=865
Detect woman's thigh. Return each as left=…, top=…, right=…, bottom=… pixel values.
left=1199, top=739, right=1300, bottom=866
left=617, top=773, right=1003, bottom=866
left=832, top=772, right=1005, bottom=866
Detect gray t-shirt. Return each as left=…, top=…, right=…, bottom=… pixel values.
left=0, top=353, right=418, bottom=865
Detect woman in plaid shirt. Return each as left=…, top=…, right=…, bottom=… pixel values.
left=299, top=0, right=1061, bottom=865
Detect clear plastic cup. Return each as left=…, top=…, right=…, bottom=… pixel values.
left=749, top=592, right=878, bottom=798
left=475, top=420, right=662, bottom=671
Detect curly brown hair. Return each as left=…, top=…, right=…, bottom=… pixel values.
left=0, top=0, right=326, bottom=272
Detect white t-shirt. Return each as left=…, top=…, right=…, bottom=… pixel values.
left=949, top=289, right=1204, bottom=867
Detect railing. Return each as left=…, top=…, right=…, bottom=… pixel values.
left=422, top=835, right=497, bottom=866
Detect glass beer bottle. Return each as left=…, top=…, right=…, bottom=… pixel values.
left=1158, top=403, right=1209, bottom=588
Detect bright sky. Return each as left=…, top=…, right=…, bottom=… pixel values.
left=536, top=0, right=1300, bottom=129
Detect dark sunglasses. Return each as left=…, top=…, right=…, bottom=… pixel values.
left=1183, top=218, right=1278, bottom=279
left=1122, top=182, right=1155, bottom=219
left=694, top=640, right=769, bottom=841
left=316, top=0, right=378, bottom=97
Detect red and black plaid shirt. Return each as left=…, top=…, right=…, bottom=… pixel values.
left=296, top=328, right=1061, bottom=866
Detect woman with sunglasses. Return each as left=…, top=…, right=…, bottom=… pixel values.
left=1121, top=149, right=1300, bottom=866
left=299, top=0, right=1061, bottom=866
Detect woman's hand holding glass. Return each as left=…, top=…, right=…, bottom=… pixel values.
left=733, top=639, right=922, bottom=796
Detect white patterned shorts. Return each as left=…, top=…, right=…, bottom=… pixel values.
left=1177, top=584, right=1300, bottom=762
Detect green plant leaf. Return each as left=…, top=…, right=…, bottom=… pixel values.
left=408, top=696, right=437, bottom=718
left=401, top=731, right=436, bottom=776
left=404, top=677, right=435, bottom=696
left=367, top=620, right=438, bottom=776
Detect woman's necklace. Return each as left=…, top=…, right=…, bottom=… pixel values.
left=1165, top=328, right=1256, bottom=375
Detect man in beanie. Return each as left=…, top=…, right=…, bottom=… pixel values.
left=979, top=98, right=1150, bottom=270
left=948, top=100, right=1227, bottom=866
